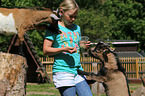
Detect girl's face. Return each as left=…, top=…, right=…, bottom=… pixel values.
left=61, top=9, right=78, bottom=27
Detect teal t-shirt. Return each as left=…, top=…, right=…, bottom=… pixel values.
left=45, top=24, right=83, bottom=75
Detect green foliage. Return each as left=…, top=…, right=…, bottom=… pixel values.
left=1, top=0, right=62, bottom=9
left=0, top=0, right=144, bottom=56
left=75, top=8, right=114, bottom=41
left=1, top=0, right=37, bottom=7
left=0, top=35, right=13, bottom=52
left=27, top=30, right=46, bottom=57
left=100, top=0, right=145, bottom=50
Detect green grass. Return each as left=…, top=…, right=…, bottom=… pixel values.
left=26, top=83, right=60, bottom=96
left=26, top=83, right=142, bottom=96
left=129, top=84, right=142, bottom=91
left=27, top=83, right=54, bottom=92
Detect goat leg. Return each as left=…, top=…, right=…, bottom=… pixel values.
left=18, top=41, right=24, bottom=56
left=77, top=70, right=96, bottom=84
left=77, top=70, right=95, bottom=76
left=141, top=77, right=145, bottom=87
left=77, top=70, right=107, bottom=83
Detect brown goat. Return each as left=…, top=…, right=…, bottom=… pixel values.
left=0, top=7, right=59, bottom=41
left=0, top=7, right=59, bottom=55
left=78, top=41, right=131, bottom=96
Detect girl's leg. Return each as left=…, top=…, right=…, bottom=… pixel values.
left=76, top=80, right=93, bottom=96
left=58, top=86, right=76, bottom=96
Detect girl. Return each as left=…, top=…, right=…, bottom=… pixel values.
left=43, top=0, right=92, bottom=96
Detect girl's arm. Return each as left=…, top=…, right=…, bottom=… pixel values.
left=43, top=39, right=77, bottom=56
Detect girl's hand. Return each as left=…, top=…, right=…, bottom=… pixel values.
left=64, top=46, right=77, bottom=54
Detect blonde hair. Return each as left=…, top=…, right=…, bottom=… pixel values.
left=59, top=0, right=79, bottom=12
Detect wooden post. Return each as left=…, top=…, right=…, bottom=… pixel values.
left=91, top=63, right=98, bottom=95
left=135, top=58, right=139, bottom=79
left=0, top=52, right=28, bottom=96
left=91, top=62, right=104, bottom=95
left=91, top=63, right=104, bottom=95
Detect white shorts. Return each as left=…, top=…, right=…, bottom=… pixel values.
left=53, top=72, right=85, bottom=88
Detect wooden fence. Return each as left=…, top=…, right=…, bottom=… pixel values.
left=40, top=57, right=145, bottom=81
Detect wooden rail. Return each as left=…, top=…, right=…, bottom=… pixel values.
left=40, top=57, right=145, bottom=81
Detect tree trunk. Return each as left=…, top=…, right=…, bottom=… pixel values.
left=0, top=52, right=28, bottom=96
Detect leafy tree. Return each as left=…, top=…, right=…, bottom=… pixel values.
left=75, top=8, right=113, bottom=41
left=0, top=0, right=144, bottom=55
left=100, top=0, right=145, bottom=51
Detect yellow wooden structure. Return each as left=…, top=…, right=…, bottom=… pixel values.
left=40, top=57, right=145, bottom=81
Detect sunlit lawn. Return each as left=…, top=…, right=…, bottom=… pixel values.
left=26, top=83, right=60, bottom=96
left=26, top=83, right=142, bottom=96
